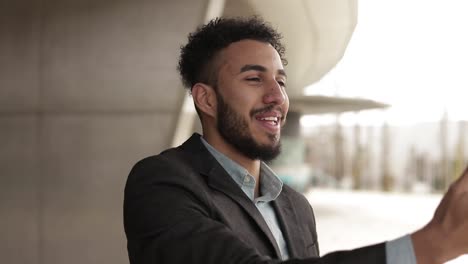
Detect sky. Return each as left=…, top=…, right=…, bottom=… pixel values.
left=303, top=0, right=468, bottom=127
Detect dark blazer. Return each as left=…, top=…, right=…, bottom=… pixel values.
left=124, top=134, right=386, bottom=264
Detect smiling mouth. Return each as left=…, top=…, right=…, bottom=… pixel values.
left=257, top=116, right=280, bottom=126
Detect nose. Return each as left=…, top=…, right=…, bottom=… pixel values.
left=263, top=79, right=287, bottom=106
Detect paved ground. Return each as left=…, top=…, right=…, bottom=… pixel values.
left=305, top=188, right=468, bottom=263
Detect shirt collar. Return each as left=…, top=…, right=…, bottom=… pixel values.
left=200, top=137, right=283, bottom=202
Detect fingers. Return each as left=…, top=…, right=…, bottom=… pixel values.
left=461, top=165, right=468, bottom=181
left=426, top=164, right=468, bottom=262
left=455, top=165, right=468, bottom=189
left=437, top=165, right=468, bottom=219
left=460, top=165, right=468, bottom=179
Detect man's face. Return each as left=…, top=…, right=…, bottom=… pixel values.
left=214, top=40, right=289, bottom=161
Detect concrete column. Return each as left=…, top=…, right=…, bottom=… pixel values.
left=0, top=1, right=210, bottom=263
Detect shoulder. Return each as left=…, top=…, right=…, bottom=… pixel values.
left=130, top=147, right=183, bottom=173
left=123, top=144, right=213, bottom=218
left=281, top=184, right=313, bottom=209
left=280, top=184, right=318, bottom=228
left=126, top=146, right=198, bottom=188
left=128, top=133, right=207, bottom=181
left=129, top=147, right=176, bottom=174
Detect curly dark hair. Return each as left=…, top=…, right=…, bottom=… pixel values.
left=178, top=16, right=287, bottom=90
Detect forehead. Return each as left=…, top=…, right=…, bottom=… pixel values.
left=217, top=39, right=284, bottom=73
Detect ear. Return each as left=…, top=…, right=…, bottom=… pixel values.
left=191, top=83, right=217, bottom=118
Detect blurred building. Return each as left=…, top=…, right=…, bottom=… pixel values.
left=0, top=1, right=362, bottom=263
left=4, top=1, right=465, bottom=263
left=301, top=117, right=468, bottom=192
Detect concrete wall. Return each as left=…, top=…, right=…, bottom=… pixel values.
left=0, top=0, right=208, bottom=263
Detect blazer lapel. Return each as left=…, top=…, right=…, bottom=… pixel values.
left=205, top=159, right=283, bottom=258
left=273, top=193, right=304, bottom=258
left=181, top=134, right=282, bottom=258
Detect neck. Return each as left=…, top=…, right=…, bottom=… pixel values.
left=202, top=131, right=261, bottom=181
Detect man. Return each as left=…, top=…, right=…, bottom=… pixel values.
left=124, top=17, right=468, bottom=263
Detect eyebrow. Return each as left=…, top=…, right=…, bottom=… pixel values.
left=240, top=64, right=287, bottom=78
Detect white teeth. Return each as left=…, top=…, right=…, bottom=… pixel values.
left=259, top=116, right=279, bottom=125
left=261, top=117, right=278, bottom=121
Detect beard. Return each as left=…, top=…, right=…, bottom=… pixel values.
left=216, top=93, right=282, bottom=162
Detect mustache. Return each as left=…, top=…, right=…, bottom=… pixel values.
left=250, top=105, right=286, bottom=121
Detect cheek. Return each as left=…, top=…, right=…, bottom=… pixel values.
left=232, top=96, right=256, bottom=114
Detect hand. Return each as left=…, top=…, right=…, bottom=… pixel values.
left=412, top=166, right=468, bottom=264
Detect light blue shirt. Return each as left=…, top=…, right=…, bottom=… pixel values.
left=201, top=137, right=416, bottom=263
left=386, top=235, right=417, bottom=264
left=201, top=138, right=290, bottom=260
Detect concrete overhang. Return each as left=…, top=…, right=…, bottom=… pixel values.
left=289, top=95, right=390, bottom=115
left=223, top=0, right=358, bottom=97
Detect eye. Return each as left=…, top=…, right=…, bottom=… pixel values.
left=277, top=80, right=286, bottom=87
left=246, top=77, right=261, bottom=82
